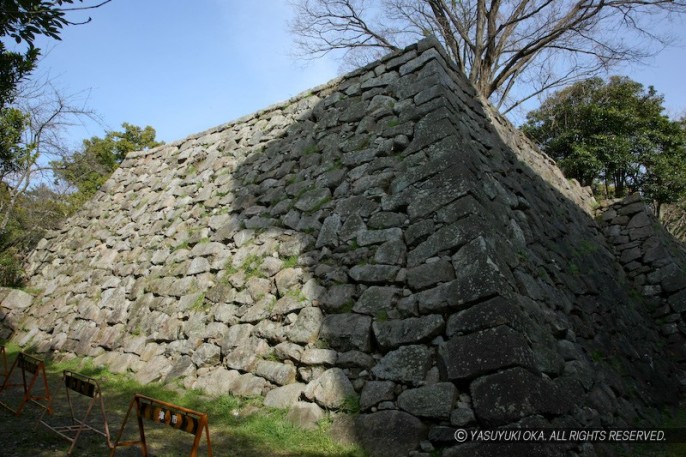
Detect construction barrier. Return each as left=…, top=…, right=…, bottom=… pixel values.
left=0, top=351, right=52, bottom=416
left=109, top=394, right=213, bottom=457
left=0, top=344, right=7, bottom=382
left=40, top=370, right=113, bottom=455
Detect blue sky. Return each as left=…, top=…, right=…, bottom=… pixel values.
left=31, top=1, right=686, bottom=149
left=33, top=1, right=339, bottom=147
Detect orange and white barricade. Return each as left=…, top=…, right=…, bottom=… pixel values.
left=0, top=351, right=52, bottom=416
left=109, top=394, right=212, bottom=457
left=40, top=370, right=113, bottom=455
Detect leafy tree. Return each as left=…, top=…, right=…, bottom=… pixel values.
left=0, top=0, right=112, bottom=108
left=0, top=1, right=111, bottom=286
left=522, top=76, right=686, bottom=213
left=0, top=106, right=28, bottom=176
left=290, top=0, right=686, bottom=113
left=53, top=122, right=162, bottom=204
left=0, top=183, right=68, bottom=286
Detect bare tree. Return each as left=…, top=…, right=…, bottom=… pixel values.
left=290, top=0, right=686, bottom=114
left=0, top=78, right=96, bottom=234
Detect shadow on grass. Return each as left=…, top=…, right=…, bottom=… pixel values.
left=0, top=346, right=365, bottom=457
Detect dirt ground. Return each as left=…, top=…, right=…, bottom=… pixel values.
left=0, top=362, right=212, bottom=457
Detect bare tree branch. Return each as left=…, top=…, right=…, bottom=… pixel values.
left=290, top=0, right=686, bottom=112
left=0, top=77, right=98, bottom=234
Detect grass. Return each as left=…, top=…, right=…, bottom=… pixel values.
left=241, top=254, right=265, bottom=278
left=172, top=240, right=190, bottom=252
left=303, top=145, right=321, bottom=155
left=0, top=343, right=366, bottom=457
left=386, top=118, right=400, bottom=128
left=614, top=406, right=686, bottom=457
left=283, top=255, right=299, bottom=269
left=190, top=292, right=207, bottom=311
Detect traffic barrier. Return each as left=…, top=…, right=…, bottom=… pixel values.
left=109, top=394, right=212, bottom=457
left=0, top=344, right=7, bottom=382
left=0, top=351, right=52, bottom=416
left=40, top=370, right=113, bottom=455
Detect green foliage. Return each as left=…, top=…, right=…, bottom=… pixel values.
left=302, top=144, right=320, bottom=155
left=173, top=240, right=190, bottom=251
left=0, top=184, right=68, bottom=286
left=282, top=255, right=299, bottom=268
left=590, top=349, right=605, bottom=363
left=522, top=76, right=686, bottom=205
left=241, top=254, right=265, bottom=278
left=0, top=247, right=23, bottom=286
left=285, top=288, right=306, bottom=301
left=0, top=107, right=28, bottom=175
left=375, top=309, right=388, bottom=322
left=0, top=1, right=110, bottom=108
left=341, top=395, right=360, bottom=414
left=386, top=118, right=400, bottom=128
left=191, top=292, right=207, bottom=311
left=53, top=122, right=162, bottom=208
left=568, top=262, right=580, bottom=276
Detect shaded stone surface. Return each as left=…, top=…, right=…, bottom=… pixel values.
left=355, top=411, right=427, bottom=457
left=397, top=383, right=457, bottom=419
left=371, top=345, right=433, bottom=383
left=320, top=313, right=372, bottom=351
left=360, top=380, right=396, bottom=411
left=372, top=314, right=444, bottom=350
left=471, top=367, right=573, bottom=426
left=438, top=326, right=534, bottom=380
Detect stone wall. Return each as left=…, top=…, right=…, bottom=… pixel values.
left=599, top=195, right=686, bottom=373
left=1, top=38, right=685, bottom=457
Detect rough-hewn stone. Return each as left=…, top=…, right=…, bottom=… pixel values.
left=397, top=383, right=457, bottom=419
left=438, top=326, right=534, bottom=380
left=371, top=345, right=433, bottom=383
left=264, top=383, right=306, bottom=409
left=360, top=380, right=396, bottom=411
left=372, top=314, right=444, bottom=350
left=320, top=313, right=372, bottom=352
left=471, top=367, right=573, bottom=426
left=7, top=36, right=685, bottom=457
left=305, top=368, right=357, bottom=409
left=355, top=411, right=427, bottom=457
left=286, top=401, right=325, bottom=430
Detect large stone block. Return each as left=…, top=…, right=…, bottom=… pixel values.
left=264, top=383, right=307, bottom=409
left=406, top=259, right=455, bottom=290
left=360, top=380, right=396, bottom=411
left=286, top=401, right=325, bottom=430
left=305, top=368, right=356, bottom=409
left=438, top=326, right=534, bottom=380
left=349, top=264, right=400, bottom=283
left=450, top=237, right=513, bottom=307
left=372, top=314, right=445, bottom=350
left=193, top=368, right=240, bottom=396
left=407, top=217, right=482, bottom=267
left=397, top=382, right=457, bottom=419
left=446, top=296, right=525, bottom=336
left=255, top=360, right=297, bottom=386
left=353, top=286, right=401, bottom=315
left=320, top=313, right=372, bottom=352
left=371, top=345, right=433, bottom=383
left=354, top=411, right=427, bottom=457
left=471, top=367, right=573, bottom=426
left=286, top=306, right=323, bottom=344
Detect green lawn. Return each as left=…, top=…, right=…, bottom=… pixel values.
left=0, top=343, right=367, bottom=457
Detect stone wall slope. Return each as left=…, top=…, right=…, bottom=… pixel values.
left=1, top=38, right=685, bottom=457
